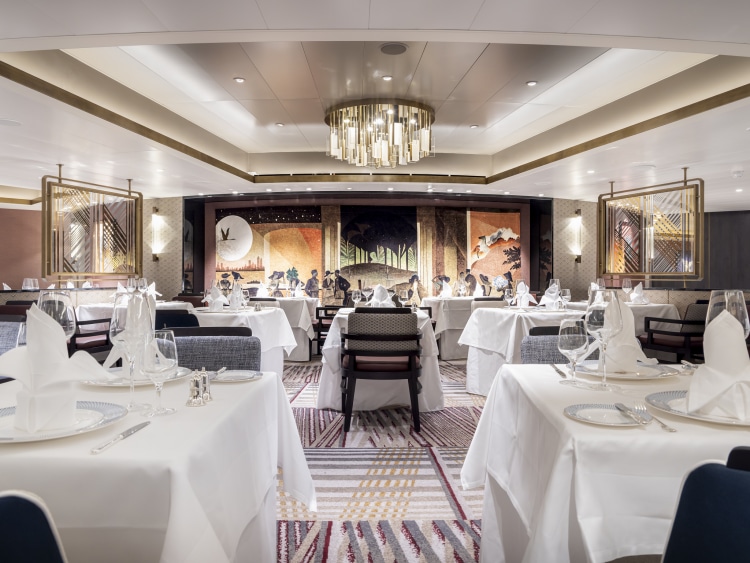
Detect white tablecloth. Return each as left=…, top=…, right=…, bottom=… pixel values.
left=317, top=309, right=444, bottom=412
left=566, top=302, right=680, bottom=336
left=0, top=374, right=315, bottom=563
left=421, top=297, right=474, bottom=360
left=76, top=301, right=193, bottom=332
left=276, top=297, right=318, bottom=362
left=458, top=307, right=585, bottom=395
left=193, top=308, right=296, bottom=377
left=462, top=364, right=744, bottom=563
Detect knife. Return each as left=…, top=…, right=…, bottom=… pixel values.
left=549, top=364, right=568, bottom=379
left=614, top=403, right=647, bottom=425
left=90, top=421, right=150, bottom=455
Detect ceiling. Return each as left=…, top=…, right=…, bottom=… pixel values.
left=1, top=0, right=750, bottom=211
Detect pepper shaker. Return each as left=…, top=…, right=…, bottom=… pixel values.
left=201, top=367, right=213, bottom=403
left=186, top=370, right=204, bottom=407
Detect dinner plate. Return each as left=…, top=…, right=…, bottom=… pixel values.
left=563, top=403, right=641, bottom=427
left=576, top=362, right=679, bottom=380
left=645, top=390, right=750, bottom=427
left=211, top=370, right=263, bottom=383
left=80, top=366, right=192, bottom=387
left=0, top=401, right=128, bottom=443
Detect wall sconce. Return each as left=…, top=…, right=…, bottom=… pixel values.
left=151, top=206, right=163, bottom=262
left=574, top=208, right=582, bottom=263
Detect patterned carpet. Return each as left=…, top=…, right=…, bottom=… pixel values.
left=277, top=360, right=484, bottom=562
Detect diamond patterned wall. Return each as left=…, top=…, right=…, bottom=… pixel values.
left=142, top=197, right=183, bottom=300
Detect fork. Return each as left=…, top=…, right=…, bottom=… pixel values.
left=634, top=402, right=677, bottom=432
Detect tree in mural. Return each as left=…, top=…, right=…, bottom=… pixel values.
left=340, top=210, right=417, bottom=270
left=539, top=246, right=552, bottom=280
left=503, top=246, right=522, bottom=272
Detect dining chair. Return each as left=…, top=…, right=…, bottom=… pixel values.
left=5, top=300, right=36, bottom=306
left=0, top=304, right=31, bottom=318
left=170, top=326, right=252, bottom=337
left=175, top=335, right=261, bottom=371
left=528, top=325, right=561, bottom=336
left=313, top=305, right=343, bottom=355
left=662, top=461, right=750, bottom=562
left=0, top=320, right=21, bottom=355
left=67, top=315, right=113, bottom=362
left=340, top=311, right=422, bottom=432
left=637, top=302, right=707, bottom=363
left=155, top=311, right=200, bottom=329
left=248, top=297, right=278, bottom=302
left=172, top=295, right=205, bottom=308
left=520, top=334, right=598, bottom=364
left=0, top=490, right=68, bottom=563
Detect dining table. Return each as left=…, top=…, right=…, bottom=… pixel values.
left=421, top=296, right=474, bottom=360
left=458, top=306, right=585, bottom=395
left=275, top=297, right=318, bottom=361
left=565, top=301, right=680, bottom=336
left=192, top=307, right=296, bottom=377
left=317, top=308, right=444, bottom=412
left=461, top=363, right=747, bottom=563
left=0, top=372, right=315, bottom=563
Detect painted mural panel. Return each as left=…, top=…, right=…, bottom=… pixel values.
left=467, top=210, right=522, bottom=294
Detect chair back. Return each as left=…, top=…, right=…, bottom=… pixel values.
left=175, top=335, right=261, bottom=371
left=346, top=311, right=419, bottom=353
left=681, top=303, right=708, bottom=332
left=520, top=334, right=598, bottom=364
left=248, top=297, right=277, bottom=302
left=528, top=325, right=561, bottom=336
left=0, top=490, right=67, bottom=563
left=170, top=326, right=252, bottom=337
left=663, top=463, right=750, bottom=563
left=354, top=307, right=413, bottom=314
left=0, top=305, right=31, bottom=318
left=0, top=321, right=21, bottom=355
left=155, top=312, right=200, bottom=329
left=172, top=295, right=204, bottom=308
left=5, top=300, right=36, bottom=306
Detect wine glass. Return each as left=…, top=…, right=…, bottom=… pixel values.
left=707, top=290, right=750, bottom=338
left=362, top=286, right=373, bottom=303
left=352, top=289, right=362, bottom=307
left=596, top=277, right=606, bottom=290
left=15, top=322, right=26, bottom=347
left=504, top=288, right=514, bottom=304
left=398, top=289, right=409, bottom=307
left=110, top=292, right=153, bottom=412
left=560, top=289, right=571, bottom=310
left=549, top=278, right=560, bottom=289
left=621, top=278, right=632, bottom=302
left=585, top=289, right=623, bottom=391
left=142, top=330, right=178, bottom=417
left=37, top=290, right=76, bottom=338
left=558, top=319, right=591, bottom=389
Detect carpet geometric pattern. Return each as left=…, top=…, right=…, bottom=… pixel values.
left=278, top=359, right=484, bottom=562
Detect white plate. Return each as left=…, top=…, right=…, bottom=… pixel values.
left=212, top=370, right=263, bottom=383
left=576, top=362, right=679, bottom=380
left=81, top=366, right=192, bottom=387
left=0, top=401, right=128, bottom=443
left=564, top=403, right=641, bottom=427
left=646, top=390, right=750, bottom=427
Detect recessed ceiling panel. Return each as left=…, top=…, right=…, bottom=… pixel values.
left=144, top=0, right=267, bottom=31
left=368, top=0, right=486, bottom=30
left=240, top=42, right=318, bottom=100
left=254, top=0, right=370, bottom=29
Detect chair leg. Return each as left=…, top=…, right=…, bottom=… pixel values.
left=408, top=376, right=421, bottom=432
left=343, top=374, right=357, bottom=432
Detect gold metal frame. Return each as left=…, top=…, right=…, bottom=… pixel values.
left=41, top=174, right=143, bottom=279
left=597, top=176, right=704, bottom=281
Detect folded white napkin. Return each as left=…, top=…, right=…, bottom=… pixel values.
left=686, top=310, right=750, bottom=420
left=2, top=283, right=10, bottom=290
left=203, top=285, right=229, bottom=312
left=440, top=281, right=452, bottom=298
left=146, top=282, right=161, bottom=298
left=0, top=305, right=114, bottom=433
left=369, top=285, right=395, bottom=307
left=47, top=284, right=55, bottom=289
left=66, top=281, right=74, bottom=289
left=110, top=282, right=127, bottom=299
left=597, top=300, right=657, bottom=373
left=256, top=284, right=269, bottom=298
left=82, top=281, right=92, bottom=289
left=630, top=282, right=650, bottom=304
left=511, top=281, right=537, bottom=307
left=229, top=283, right=243, bottom=310
left=538, top=283, right=561, bottom=309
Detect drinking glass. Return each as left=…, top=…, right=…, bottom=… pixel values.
left=15, top=322, right=26, bottom=347
left=352, top=289, right=362, bottom=307
left=549, top=278, right=560, bottom=289
left=37, top=290, right=76, bottom=338
left=362, top=286, right=373, bottom=303
left=142, top=330, right=177, bottom=417
left=621, top=278, right=632, bottom=302
left=110, top=292, right=153, bottom=412
left=560, top=289, right=571, bottom=310
left=596, top=277, right=606, bottom=290
left=504, top=288, right=514, bottom=304
left=458, top=282, right=467, bottom=297
left=707, top=289, right=750, bottom=338
left=558, top=319, right=590, bottom=389
left=398, top=289, right=409, bottom=307
left=21, top=278, right=33, bottom=291
left=585, top=289, right=623, bottom=391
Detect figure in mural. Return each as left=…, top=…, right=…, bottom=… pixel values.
left=408, top=274, right=427, bottom=306
left=334, top=269, right=351, bottom=304
left=432, top=275, right=450, bottom=294
left=268, top=271, right=285, bottom=297
left=231, top=271, right=244, bottom=281
left=464, top=269, right=478, bottom=295
left=305, top=269, right=319, bottom=298
left=479, top=273, right=491, bottom=296
left=322, top=271, right=335, bottom=302
left=453, top=271, right=467, bottom=296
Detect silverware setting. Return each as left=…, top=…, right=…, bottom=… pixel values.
left=614, top=402, right=649, bottom=425
left=550, top=363, right=568, bottom=379
left=635, top=402, right=677, bottom=432
left=90, top=421, right=151, bottom=454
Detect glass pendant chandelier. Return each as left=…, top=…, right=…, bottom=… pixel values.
left=325, top=99, right=435, bottom=168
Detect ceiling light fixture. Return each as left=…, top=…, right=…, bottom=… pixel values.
left=587, top=170, right=595, bottom=174
left=737, top=188, right=744, bottom=192
left=526, top=80, right=538, bottom=86
left=382, top=75, right=393, bottom=81
left=233, top=77, right=245, bottom=83
left=275, top=123, right=284, bottom=127
left=470, top=124, right=478, bottom=129
left=325, top=99, right=434, bottom=168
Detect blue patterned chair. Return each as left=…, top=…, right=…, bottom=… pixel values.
left=0, top=490, right=67, bottom=563
left=175, top=335, right=261, bottom=371
left=0, top=321, right=21, bottom=383
left=340, top=311, right=422, bottom=432
left=520, top=334, right=598, bottom=364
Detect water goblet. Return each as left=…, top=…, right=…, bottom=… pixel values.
left=352, top=289, right=362, bottom=307
left=621, top=278, right=632, bottom=302
left=707, top=289, right=750, bottom=338
left=15, top=322, right=26, bottom=347
left=585, top=289, right=623, bottom=391
left=560, top=289, right=571, bottom=310
left=458, top=282, right=467, bottom=297
left=110, top=291, right=153, bottom=412
left=398, top=289, right=409, bottom=307
left=142, top=330, right=178, bottom=417
left=21, top=278, right=33, bottom=291
left=549, top=278, right=560, bottom=289
left=362, top=286, right=373, bottom=303
left=558, top=319, right=591, bottom=389
left=37, top=290, right=76, bottom=339
left=504, top=288, right=514, bottom=305
left=596, top=277, right=606, bottom=290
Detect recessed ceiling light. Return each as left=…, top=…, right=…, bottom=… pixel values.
left=587, top=170, right=595, bottom=174
left=470, top=124, right=478, bottom=129
left=380, top=42, right=408, bottom=56
left=538, top=193, right=544, bottom=197
left=526, top=80, right=538, bottom=86
left=306, top=187, right=312, bottom=191
left=347, top=187, right=352, bottom=190
left=198, top=192, right=204, bottom=196
left=266, top=188, right=272, bottom=192
left=466, top=189, right=472, bottom=193
left=232, top=191, right=238, bottom=195
left=504, top=191, right=510, bottom=195
left=427, top=185, right=433, bottom=192
left=233, top=77, right=245, bottom=83
left=275, top=123, right=284, bottom=127
left=285, top=187, right=291, bottom=191
left=447, top=188, right=453, bottom=192
left=382, top=75, right=393, bottom=82
left=387, top=187, right=394, bottom=191
left=737, top=188, right=744, bottom=192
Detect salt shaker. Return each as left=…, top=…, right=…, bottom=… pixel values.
left=186, top=370, right=204, bottom=407
left=201, top=367, right=213, bottom=403
left=254, top=302, right=263, bottom=312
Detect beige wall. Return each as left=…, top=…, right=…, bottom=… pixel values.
left=142, top=197, right=183, bottom=300
left=552, top=198, right=597, bottom=300
left=0, top=208, right=42, bottom=288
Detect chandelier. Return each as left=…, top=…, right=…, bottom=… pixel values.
left=325, top=99, right=435, bottom=168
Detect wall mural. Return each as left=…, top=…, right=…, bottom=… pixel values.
left=339, top=205, right=418, bottom=292
left=467, top=210, right=522, bottom=295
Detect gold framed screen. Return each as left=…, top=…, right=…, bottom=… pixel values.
left=598, top=178, right=704, bottom=280
left=42, top=176, right=143, bottom=279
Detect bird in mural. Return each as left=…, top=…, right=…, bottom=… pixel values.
left=220, top=227, right=234, bottom=241
left=471, top=227, right=521, bottom=262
